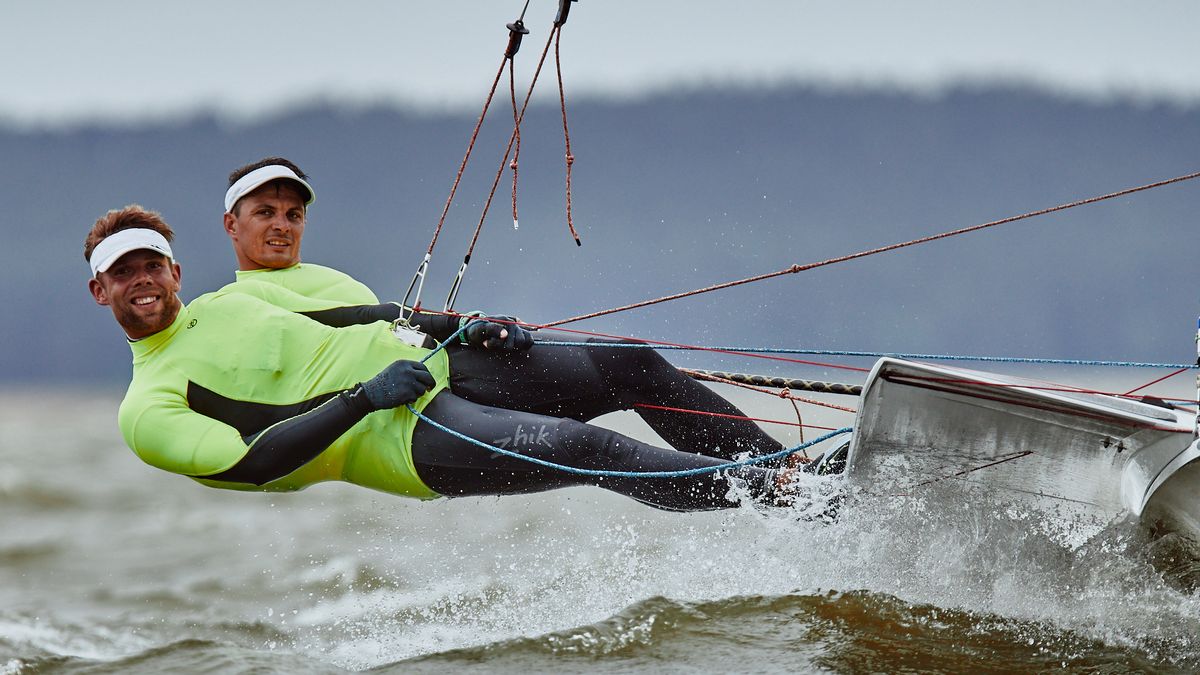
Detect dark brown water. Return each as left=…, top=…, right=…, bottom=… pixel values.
left=4, top=389, right=1199, bottom=673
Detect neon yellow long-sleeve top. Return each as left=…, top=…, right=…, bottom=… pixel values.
left=233, top=262, right=379, bottom=306
left=119, top=287, right=448, bottom=498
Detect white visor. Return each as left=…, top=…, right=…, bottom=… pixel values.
left=224, top=165, right=315, bottom=213
left=89, top=228, right=174, bottom=277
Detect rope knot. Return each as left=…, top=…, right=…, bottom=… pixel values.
left=510, top=160, right=519, bottom=171
left=565, top=153, right=575, bottom=166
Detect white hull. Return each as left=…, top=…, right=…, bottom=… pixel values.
left=843, top=358, right=1199, bottom=538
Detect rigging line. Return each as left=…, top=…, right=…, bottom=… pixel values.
left=555, top=20, right=581, bottom=246
left=787, top=396, right=807, bottom=453
left=884, top=374, right=1192, bottom=434
left=681, top=369, right=863, bottom=397
left=535, top=337, right=1200, bottom=389
left=467, top=27, right=554, bottom=250
left=416, top=309, right=872, bottom=372
left=1122, top=367, right=1190, bottom=397
left=410, top=317, right=856, bottom=478
left=542, top=170, right=1200, bottom=328
left=787, top=395, right=806, bottom=447
left=505, top=4, right=530, bottom=234
left=530, top=335, right=1199, bottom=370
left=684, top=365, right=1198, bottom=406
left=531, top=339, right=870, bottom=372
left=446, top=21, right=560, bottom=312
left=884, top=373, right=1199, bottom=405
left=907, top=451, right=1036, bottom=490
left=745, top=349, right=1200, bottom=370
left=405, top=10, right=523, bottom=315
left=632, top=403, right=842, bottom=432
left=424, top=57, right=508, bottom=258
left=418, top=310, right=1199, bottom=398
left=509, top=59, right=521, bottom=231
left=680, top=369, right=860, bottom=413
left=410, top=406, right=853, bottom=479
left=448, top=2, right=583, bottom=309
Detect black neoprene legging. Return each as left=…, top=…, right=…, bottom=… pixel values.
left=411, top=337, right=786, bottom=511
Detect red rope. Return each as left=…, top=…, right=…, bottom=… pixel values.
left=543, top=170, right=1200, bottom=328
left=1123, top=367, right=1189, bottom=397
left=424, top=56, right=510, bottom=257
left=632, top=403, right=842, bottom=431
left=787, top=393, right=805, bottom=444
left=509, top=60, right=522, bottom=230
left=426, top=308, right=871, bottom=373
left=555, top=26, right=581, bottom=246
left=890, top=373, right=1199, bottom=405
left=430, top=309, right=1200, bottom=405
left=886, top=374, right=1191, bottom=433
left=466, top=27, right=558, bottom=261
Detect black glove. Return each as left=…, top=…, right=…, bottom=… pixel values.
left=359, top=360, right=436, bottom=410
left=463, top=316, right=534, bottom=351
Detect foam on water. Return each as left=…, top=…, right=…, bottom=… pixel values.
left=277, top=477, right=1200, bottom=670
left=215, top=476, right=1192, bottom=670
left=5, top=390, right=1200, bottom=671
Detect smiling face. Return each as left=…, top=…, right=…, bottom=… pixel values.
left=89, top=249, right=182, bottom=339
left=223, top=181, right=307, bottom=270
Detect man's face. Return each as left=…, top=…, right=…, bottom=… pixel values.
left=223, top=183, right=307, bottom=270
left=89, top=249, right=183, bottom=339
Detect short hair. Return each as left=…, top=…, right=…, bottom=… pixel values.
left=84, top=205, right=175, bottom=263
left=227, top=156, right=310, bottom=215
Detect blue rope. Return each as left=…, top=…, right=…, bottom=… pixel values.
left=409, top=322, right=852, bottom=478
left=406, top=408, right=852, bottom=478
left=533, top=340, right=1199, bottom=370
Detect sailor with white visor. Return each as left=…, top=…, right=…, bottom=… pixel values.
left=224, top=164, right=315, bottom=214
left=88, top=227, right=174, bottom=277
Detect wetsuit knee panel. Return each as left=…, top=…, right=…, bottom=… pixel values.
left=583, top=339, right=677, bottom=402
left=556, top=418, right=646, bottom=467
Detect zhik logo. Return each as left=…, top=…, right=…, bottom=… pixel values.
left=493, top=424, right=553, bottom=450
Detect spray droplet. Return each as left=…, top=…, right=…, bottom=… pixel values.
left=513, top=218, right=519, bottom=231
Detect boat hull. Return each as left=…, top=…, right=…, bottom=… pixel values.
left=844, top=358, right=1197, bottom=539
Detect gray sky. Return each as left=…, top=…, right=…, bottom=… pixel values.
left=3, top=0, right=1198, bottom=128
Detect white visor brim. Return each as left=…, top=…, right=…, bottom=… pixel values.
left=224, top=165, right=315, bottom=213
left=89, top=228, right=174, bottom=277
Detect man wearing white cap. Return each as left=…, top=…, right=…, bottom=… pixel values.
left=215, top=158, right=798, bottom=496
left=222, top=157, right=381, bottom=308
left=85, top=205, right=795, bottom=510
left=86, top=207, right=182, bottom=340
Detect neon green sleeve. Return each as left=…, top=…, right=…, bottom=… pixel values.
left=119, top=390, right=251, bottom=477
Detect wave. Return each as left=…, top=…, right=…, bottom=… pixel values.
left=8, top=590, right=1188, bottom=674
left=5, top=638, right=346, bottom=675
left=378, top=590, right=1187, bottom=673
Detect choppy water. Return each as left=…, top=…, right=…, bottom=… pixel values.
left=5, top=387, right=1200, bottom=673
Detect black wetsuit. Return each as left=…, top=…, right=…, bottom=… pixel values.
left=409, top=336, right=783, bottom=511
left=303, top=304, right=785, bottom=511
